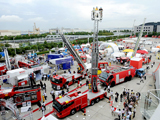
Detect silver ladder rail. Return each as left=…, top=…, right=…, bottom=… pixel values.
left=4, top=48, right=11, bottom=70
left=60, top=34, right=86, bottom=71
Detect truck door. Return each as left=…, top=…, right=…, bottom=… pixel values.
left=116, top=74, right=119, bottom=84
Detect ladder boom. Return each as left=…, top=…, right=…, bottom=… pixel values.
left=60, top=34, right=86, bottom=72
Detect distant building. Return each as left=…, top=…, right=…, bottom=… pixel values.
left=134, top=22, right=160, bottom=34
left=0, top=30, right=21, bottom=36
left=28, top=23, right=40, bottom=35
left=49, top=28, right=92, bottom=34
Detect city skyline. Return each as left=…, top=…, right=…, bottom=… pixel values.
left=0, top=0, right=160, bottom=31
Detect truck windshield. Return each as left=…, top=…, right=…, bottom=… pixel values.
left=53, top=100, right=63, bottom=112
left=99, top=72, right=109, bottom=81
left=52, top=78, right=62, bottom=84
left=139, top=70, right=144, bottom=73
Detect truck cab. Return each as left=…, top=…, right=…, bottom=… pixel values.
left=136, top=68, right=145, bottom=78
left=80, top=55, right=87, bottom=63
left=53, top=91, right=88, bottom=118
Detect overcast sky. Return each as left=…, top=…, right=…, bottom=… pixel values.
left=0, top=0, right=159, bottom=31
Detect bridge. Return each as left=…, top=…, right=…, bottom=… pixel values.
left=0, top=33, right=130, bottom=44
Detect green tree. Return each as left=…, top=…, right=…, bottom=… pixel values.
left=5, top=43, right=10, bottom=47
left=0, top=54, right=2, bottom=59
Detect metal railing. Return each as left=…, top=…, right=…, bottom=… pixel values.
left=140, top=89, right=160, bottom=120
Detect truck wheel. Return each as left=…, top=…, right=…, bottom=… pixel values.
left=70, top=109, right=76, bottom=115
left=111, top=82, right=115, bottom=87
left=128, top=76, right=132, bottom=81
left=91, top=100, right=95, bottom=106
left=124, top=77, right=128, bottom=82
left=96, top=98, right=100, bottom=103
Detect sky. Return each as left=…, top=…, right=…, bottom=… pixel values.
left=0, top=0, right=160, bottom=31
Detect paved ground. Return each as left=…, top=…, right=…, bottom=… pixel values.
left=0, top=37, right=160, bottom=120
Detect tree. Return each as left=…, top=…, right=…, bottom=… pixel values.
left=5, top=43, right=10, bottom=47
left=0, top=54, right=2, bottom=59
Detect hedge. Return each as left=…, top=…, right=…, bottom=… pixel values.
left=36, top=50, right=55, bottom=55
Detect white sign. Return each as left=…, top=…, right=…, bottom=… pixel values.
left=21, top=106, right=31, bottom=113
left=22, top=102, right=26, bottom=107
left=57, top=86, right=60, bottom=90
left=27, top=101, right=31, bottom=106
left=0, top=75, right=10, bottom=81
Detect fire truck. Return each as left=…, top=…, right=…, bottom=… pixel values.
left=0, top=85, right=41, bottom=106
left=50, top=34, right=88, bottom=90
left=116, top=57, right=130, bottom=65
left=98, top=62, right=108, bottom=70
left=18, top=60, right=38, bottom=68
left=53, top=9, right=107, bottom=118
left=142, top=55, right=151, bottom=64
left=98, top=66, right=136, bottom=87
left=0, top=64, right=7, bottom=75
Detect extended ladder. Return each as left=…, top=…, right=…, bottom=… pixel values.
left=60, top=34, right=86, bottom=72
left=4, top=48, right=11, bottom=70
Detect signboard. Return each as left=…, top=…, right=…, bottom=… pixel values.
left=57, top=86, right=60, bottom=90
left=0, top=75, right=10, bottom=81
left=27, top=101, right=31, bottom=106
left=22, top=102, right=26, bottom=107
left=33, top=67, right=43, bottom=71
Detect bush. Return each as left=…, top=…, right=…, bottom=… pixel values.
left=36, top=50, right=55, bottom=55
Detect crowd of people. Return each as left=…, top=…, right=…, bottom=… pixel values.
left=110, top=88, right=141, bottom=120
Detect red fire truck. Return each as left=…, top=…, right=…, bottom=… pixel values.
left=80, top=55, right=87, bottom=63
left=98, top=66, right=136, bottom=87
left=0, top=64, right=7, bottom=75
left=51, top=72, right=87, bottom=90
left=53, top=89, right=107, bottom=118
left=116, top=57, right=130, bottom=65
left=142, top=56, right=151, bottom=64
left=0, top=85, right=41, bottom=106
left=98, top=62, right=108, bottom=70
left=18, top=60, right=38, bottom=68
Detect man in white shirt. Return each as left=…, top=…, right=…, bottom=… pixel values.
left=110, top=90, right=113, bottom=99
left=128, top=110, right=132, bottom=120
left=111, top=106, right=114, bottom=116
left=107, top=85, right=110, bottom=93
left=118, top=109, right=121, bottom=120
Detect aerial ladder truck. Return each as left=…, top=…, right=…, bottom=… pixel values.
left=52, top=7, right=107, bottom=118
left=50, top=34, right=89, bottom=90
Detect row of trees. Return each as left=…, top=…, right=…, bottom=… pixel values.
left=113, top=29, right=131, bottom=32
left=0, top=33, right=56, bottom=40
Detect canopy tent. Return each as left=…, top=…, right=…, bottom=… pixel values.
left=136, top=50, right=148, bottom=54
left=123, top=49, right=134, bottom=52
left=156, top=46, right=160, bottom=48
left=61, top=52, right=68, bottom=56
left=0, top=52, right=5, bottom=57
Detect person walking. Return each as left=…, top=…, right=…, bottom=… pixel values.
left=121, top=108, right=125, bottom=118
left=41, top=103, right=46, bottom=116
left=62, top=89, right=65, bottom=96
left=37, top=101, right=42, bottom=111
left=133, top=107, right=136, bottom=118
left=40, top=81, right=43, bottom=90
left=66, top=84, right=69, bottom=92
left=111, top=90, right=114, bottom=99
left=107, top=85, right=110, bottom=93
left=80, top=81, right=82, bottom=87
left=151, top=63, right=153, bottom=68
left=111, top=106, right=115, bottom=116
left=120, top=93, right=123, bottom=102
left=47, top=74, right=50, bottom=81
left=86, top=79, right=89, bottom=86
left=44, top=92, right=47, bottom=100
left=44, top=83, right=46, bottom=92
left=148, top=97, right=152, bottom=107
left=49, top=69, right=51, bottom=74
left=140, top=75, right=144, bottom=83
left=118, top=109, right=121, bottom=120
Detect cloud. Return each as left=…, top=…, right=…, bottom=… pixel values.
left=27, top=17, right=47, bottom=22
left=0, top=15, right=22, bottom=22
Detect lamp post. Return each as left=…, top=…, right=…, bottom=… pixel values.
left=13, top=37, right=16, bottom=54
